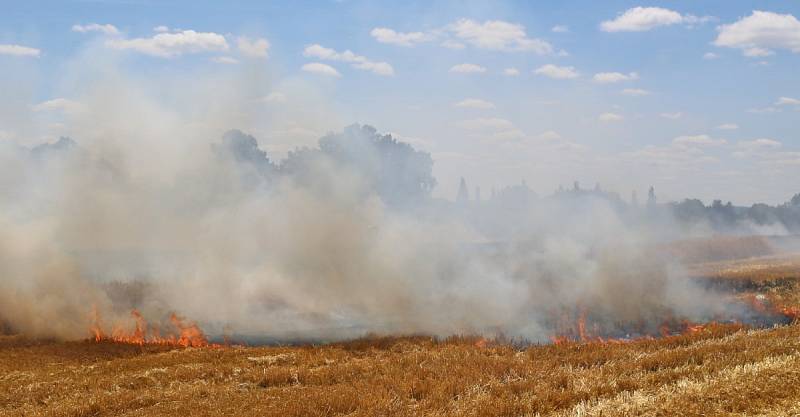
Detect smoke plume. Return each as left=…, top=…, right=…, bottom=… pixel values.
left=0, top=63, right=746, bottom=343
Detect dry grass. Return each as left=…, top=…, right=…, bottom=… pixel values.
left=4, top=253, right=800, bottom=416
left=689, top=254, right=800, bottom=283
left=2, top=323, right=800, bottom=417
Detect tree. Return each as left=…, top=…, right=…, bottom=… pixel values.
left=310, top=124, right=436, bottom=206
left=215, top=129, right=276, bottom=177
left=456, top=177, right=469, bottom=204
left=647, top=186, right=657, bottom=206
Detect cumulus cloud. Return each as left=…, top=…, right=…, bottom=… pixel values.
left=440, top=40, right=465, bottom=49
left=72, top=23, right=119, bottom=35
left=734, top=138, right=782, bottom=157
left=260, top=92, right=287, bottom=103
left=714, top=11, right=800, bottom=56
left=537, top=130, right=562, bottom=140
left=717, top=123, right=739, bottom=130
left=449, top=63, right=486, bottom=74
left=0, top=44, right=41, bottom=57
left=748, top=106, right=780, bottom=114
left=740, top=138, right=782, bottom=149
left=31, top=98, right=83, bottom=114
left=503, top=67, right=520, bottom=76
left=660, top=112, right=682, bottom=120
left=301, top=62, right=341, bottom=77
left=370, top=28, right=430, bottom=46
left=598, top=112, right=623, bottom=122
left=776, top=97, right=800, bottom=106
left=105, top=30, right=229, bottom=57
left=672, top=134, right=727, bottom=148
left=601, top=7, right=713, bottom=32
left=303, top=44, right=394, bottom=76
left=456, top=117, right=515, bottom=131
left=703, top=52, right=720, bottom=60
left=454, top=98, right=495, bottom=109
left=153, top=25, right=170, bottom=33
left=534, top=64, right=579, bottom=79
left=593, top=71, right=639, bottom=83
left=211, top=56, right=239, bottom=64
left=446, top=19, right=553, bottom=54
left=552, top=25, right=570, bottom=33
left=237, top=37, right=269, bottom=58
left=621, top=88, right=651, bottom=96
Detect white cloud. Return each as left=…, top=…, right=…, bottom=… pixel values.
left=153, top=25, right=170, bottom=33
left=534, top=64, right=579, bottom=79
left=489, top=129, right=526, bottom=141
left=503, top=67, right=520, bottom=76
left=621, top=88, right=651, bottom=96
left=303, top=44, right=394, bottom=75
left=717, top=123, right=739, bottom=130
left=776, top=97, right=800, bottom=106
left=237, top=37, right=269, bottom=58
left=703, top=52, right=719, bottom=59
left=211, top=56, right=239, bottom=64
left=449, top=63, right=486, bottom=74
left=370, top=28, right=430, bottom=46
left=552, top=25, right=570, bottom=33
left=714, top=11, right=800, bottom=56
left=454, top=98, right=495, bottom=109
left=440, top=40, right=465, bottom=50
left=742, top=47, right=774, bottom=57
left=598, top=112, right=623, bottom=122
left=672, top=134, right=727, bottom=147
left=32, top=98, right=83, bottom=114
left=537, top=130, right=562, bottom=140
left=457, top=117, right=515, bottom=131
left=0, top=44, right=41, bottom=57
left=737, top=138, right=782, bottom=153
left=446, top=19, right=553, bottom=54
left=105, top=30, right=229, bottom=57
left=593, top=71, right=639, bottom=83
left=748, top=106, right=780, bottom=114
left=660, top=112, right=682, bottom=119
left=600, top=7, right=712, bottom=32
left=72, top=23, right=119, bottom=35
left=301, top=62, right=341, bottom=77
left=260, top=92, right=287, bottom=103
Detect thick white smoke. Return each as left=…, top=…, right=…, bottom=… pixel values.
left=0, top=62, right=738, bottom=343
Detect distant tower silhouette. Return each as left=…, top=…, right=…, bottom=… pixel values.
left=631, top=190, right=639, bottom=206
left=456, top=177, right=470, bottom=204
left=491, top=187, right=496, bottom=199
left=647, top=186, right=657, bottom=206
left=573, top=181, right=580, bottom=192
left=594, top=182, right=601, bottom=192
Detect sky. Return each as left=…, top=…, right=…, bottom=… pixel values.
left=1, top=0, right=799, bottom=205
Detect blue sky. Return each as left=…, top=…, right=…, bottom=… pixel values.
left=1, top=0, right=799, bottom=204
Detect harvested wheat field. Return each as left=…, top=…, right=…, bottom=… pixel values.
left=5, top=251, right=800, bottom=417
left=2, top=322, right=800, bottom=417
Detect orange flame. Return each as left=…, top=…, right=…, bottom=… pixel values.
left=90, top=308, right=218, bottom=348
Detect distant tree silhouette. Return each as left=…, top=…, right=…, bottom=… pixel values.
left=279, top=124, right=436, bottom=207
left=647, top=186, right=657, bottom=206
left=456, top=177, right=469, bottom=204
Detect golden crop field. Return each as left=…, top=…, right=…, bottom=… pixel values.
left=4, top=252, right=800, bottom=417
left=3, top=323, right=800, bottom=417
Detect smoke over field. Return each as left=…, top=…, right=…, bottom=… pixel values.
left=0, top=69, right=793, bottom=345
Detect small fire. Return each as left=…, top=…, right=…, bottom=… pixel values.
left=547, top=294, right=800, bottom=345
left=90, top=308, right=217, bottom=348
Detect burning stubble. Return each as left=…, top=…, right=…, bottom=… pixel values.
left=0, top=69, right=787, bottom=345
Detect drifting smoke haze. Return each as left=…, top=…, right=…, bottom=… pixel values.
left=0, top=59, right=767, bottom=344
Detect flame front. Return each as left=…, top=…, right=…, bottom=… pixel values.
left=91, top=308, right=215, bottom=347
